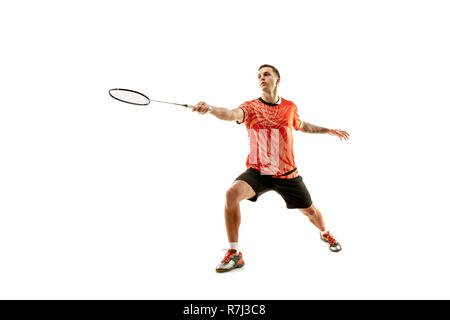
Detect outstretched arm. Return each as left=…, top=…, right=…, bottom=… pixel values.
left=192, top=101, right=244, bottom=122
left=298, top=121, right=350, bottom=140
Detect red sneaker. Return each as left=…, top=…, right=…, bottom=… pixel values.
left=215, top=249, right=245, bottom=273
left=320, top=232, right=342, bottom=252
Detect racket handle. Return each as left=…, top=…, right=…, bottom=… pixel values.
left=187, top=105, right=212, bottom=113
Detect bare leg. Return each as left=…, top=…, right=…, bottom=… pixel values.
left=299, top=204, right=326, bottom=232
left=224, top=180, right=256, bottom=243
left=224, top=201, right=241, bottom=243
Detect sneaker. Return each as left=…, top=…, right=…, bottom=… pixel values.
left=320, top=231, right=342, bottom=252
left=216, top=249, right=245, bottom=273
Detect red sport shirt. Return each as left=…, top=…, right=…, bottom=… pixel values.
left=236, top=97, right=301, bottom=179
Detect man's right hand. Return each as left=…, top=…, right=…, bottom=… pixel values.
left=192, top=101, right=212, bottom=114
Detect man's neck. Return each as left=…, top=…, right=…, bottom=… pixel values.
left=261, top=91, right=279, bottom=104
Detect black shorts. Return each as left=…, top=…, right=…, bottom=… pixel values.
left=234, top=168, right=313, bottom=209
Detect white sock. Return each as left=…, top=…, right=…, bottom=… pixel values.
left=321, top=230, right=329, bottom=235
left=229, top=242, right=239, bottom=251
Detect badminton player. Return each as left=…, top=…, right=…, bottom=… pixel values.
left=193, top=64, right=350, bottom=273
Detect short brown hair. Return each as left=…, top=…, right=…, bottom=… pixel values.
left=258, top=64, right=280, bottom=78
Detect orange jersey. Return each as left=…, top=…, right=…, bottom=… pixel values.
left=236, top=98, right=301, bottom=179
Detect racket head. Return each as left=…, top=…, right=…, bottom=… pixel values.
left=109, top=88, right=151, bottom=106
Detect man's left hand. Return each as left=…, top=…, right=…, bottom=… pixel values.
left=328, top=129, right=350, bottom=141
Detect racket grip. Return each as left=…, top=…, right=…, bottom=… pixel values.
left=187, top=105, right=212, bottom=113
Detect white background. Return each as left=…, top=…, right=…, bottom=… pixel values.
left=1, top=0, right=449, bottom=299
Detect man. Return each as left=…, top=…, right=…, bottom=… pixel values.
left=193, top=64, right=350, bottom=273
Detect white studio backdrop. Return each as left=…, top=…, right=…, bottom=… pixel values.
left=0, top=0, right=449, bottom=299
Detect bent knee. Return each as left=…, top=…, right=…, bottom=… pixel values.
left=225, top=181, right=255, bottom=205
left=225, top=188, right=241, bottom=207
left=299, top=204, right=317, bottom=217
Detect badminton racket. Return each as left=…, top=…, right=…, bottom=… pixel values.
left=108, top=88, right=212, bottom=112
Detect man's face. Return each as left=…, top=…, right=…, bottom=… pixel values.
left=258, top=67, right=280, bottom=91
